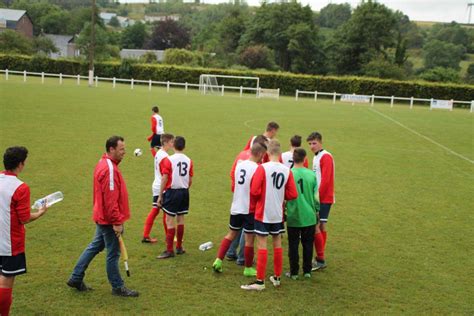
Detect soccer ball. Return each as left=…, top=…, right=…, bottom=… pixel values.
left=133, top=148, right=143, bottom=157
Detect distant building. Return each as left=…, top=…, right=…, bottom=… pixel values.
left=0, top=8, right=33, bottom=38
left=120, top=49, right=165, bottom=62
left=99, top=12, right=117, bottom=25
left=144, top=14, right=180, bottom=23
left=117, top=16, right=135, bottom=28
left=44, top=34, right=80, bottom=59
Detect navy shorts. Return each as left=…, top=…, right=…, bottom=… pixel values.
left=150, top=134, right=162, bottom=148
left=152, top=195, right=159, bottom=208
left=0, top=253, right=27, bottom=276
left=254, top=220, right=285, bottom=236
left=229, top=214, right=255, bottom=233
left=162, top=189, right=189, bottom=216
left=319, top=203, right=332, bottom=223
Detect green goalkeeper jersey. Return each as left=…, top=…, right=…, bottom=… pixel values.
left=285, top=167, right=319, bottom=227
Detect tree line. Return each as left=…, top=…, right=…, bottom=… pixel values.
left=0, top=0, right=473, bottom=84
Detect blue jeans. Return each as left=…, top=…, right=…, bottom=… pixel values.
left=70, top=224, right=123, bottom=289
left=226, top=229, right=245, bottom=265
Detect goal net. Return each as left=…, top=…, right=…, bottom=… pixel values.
left=258, top=88, right=280, bottom=100
left=199, top=74, right=260, bottom=96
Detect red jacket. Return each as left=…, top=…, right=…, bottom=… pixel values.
left=93, top=154, right=130, bottom=225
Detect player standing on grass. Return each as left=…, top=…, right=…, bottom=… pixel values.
left=280, top=135, right=309, bottom=168
left=285, top=148, right=319, bottom=280
left=212, top=143, right=267, bottom=276
left=0, top=147, right=48, bottom=316
left=241, top=140, right=298, bottom=291
left=67, top=136, right=139, bottom=297
left=307, top=132, right=335, bottom=271
left=243, top=121, right=279, bottom=150
left=157, top=136, right=193, bottom=259
left=147, top=106, right=164, bottom=157
left=142, top=134, right=174, bottom=243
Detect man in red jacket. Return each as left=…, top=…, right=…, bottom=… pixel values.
left=67, top=136, right=138, bottom=297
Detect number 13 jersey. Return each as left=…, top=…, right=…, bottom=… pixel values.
left=162, top=153, right=194, bottom=190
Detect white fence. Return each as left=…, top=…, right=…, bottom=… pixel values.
left=296, top=90, right=474, bottom=112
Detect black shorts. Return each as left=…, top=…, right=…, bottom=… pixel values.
left=229, top=214, right=255, bottom=233
left=152, top=195, right=159, bottom=208
left=319, top=203, right=332, bottom=223
left=0, top=253, right=27, bottom=276
left=254, top=220, right=285, bottom=236
left=162, top=189, right=189, bottom=216
left=150, top=134, right=162, bottom=148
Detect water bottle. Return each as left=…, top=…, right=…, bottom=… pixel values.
left=198, top=241, right=213, bottom=251
left=32, top=191, right=64, bottom=209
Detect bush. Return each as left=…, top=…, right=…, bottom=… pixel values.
left=419, top=67, right=461, bottom=83
left=163, top=49, right=202, bottom=67
left=0, top=54, right=472, bottom=103
left=239, top=45, right=276, bottom=70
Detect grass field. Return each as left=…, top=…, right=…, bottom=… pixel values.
left=0, top=75, right=473, bottom=314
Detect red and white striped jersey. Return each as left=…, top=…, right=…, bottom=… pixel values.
left=251, top=162, right=298, bottom=223
left=162, top=153, right=194, bottom=190
left=230, top=160, right=259, bottom=215
left=312, top=149, right=335, bottom=204
left=0, top=171, right=31, bottom=256
left=152, top=149, right=169, bottom=196
left=280, top=151, right=309, bottom=169
left=151, top=114, right=164, bottom=135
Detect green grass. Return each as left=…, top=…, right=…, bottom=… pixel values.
left=1, top=75, right=473, bottom=314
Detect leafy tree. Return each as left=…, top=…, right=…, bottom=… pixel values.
left=147, top=19, right=190, bottom=50
left=108, top=16, right=120, bottom=28
left=76, top=22, right=115, bottom=61
left=241, top=2, right=318, bottom=71
left=40, top=10, right=70, bottom=35
left=163, top=48, right=202, bottom=66
left=419, top=67, right=460, bottom=83
left=362, top=57, right=406, bottom=80
left=0, top=29, right=33, bottom=54
left=316, top=3, right=351, bottom=29
left=239, top=45, right=276, bottom=70
left=121, top=21, right=148, bottom=49
left=286, top=23, right=325, bottom=74
left=465, top=63, right=474, bottom=84
left=11, top=0, right=62, bottom=35
left=429, top=22, right=470, bottom=49
left=423, top=39, right=464, bottom=70
left=67, top=7, right=103, bottom=35
left=33, top=36, right=58, bottom=54
left=328, top=0, right=398, bottom=75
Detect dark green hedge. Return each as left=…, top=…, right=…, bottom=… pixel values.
left=1, top=54, right=473, bottom=103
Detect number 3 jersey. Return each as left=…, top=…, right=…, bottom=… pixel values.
left=161, top=153, right=194, bottom=190
left=251, top=161, right=298, bottom=223
left=230, top=160, right=259, bottom=215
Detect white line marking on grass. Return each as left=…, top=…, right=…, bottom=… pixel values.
left=369, top=108, right=474, bottom=165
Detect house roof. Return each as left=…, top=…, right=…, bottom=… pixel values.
left=44, top=34, right=75, bottom=46
left=99, top=12, right=117, bottom=20
left=0, top=8, right=26, bottom=22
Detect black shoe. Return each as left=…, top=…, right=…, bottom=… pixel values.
left=67, top=279, right=93, bottom=292
left=112, top=286, right=139, bottom=297
left=157, top=250, right=175, bottom=259
left=226, top=254, right=238, bottom=261
left=176, top=248, right=186, bottom=255
left=141, top=237, right=158, bottom=243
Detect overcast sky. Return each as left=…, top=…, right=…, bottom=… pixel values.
left=121, top=0, right=473, bottom=23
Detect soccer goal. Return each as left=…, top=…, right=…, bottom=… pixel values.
left=257, top=88, right=280, bottom=100
left=199, top=74, right=260, bottom=96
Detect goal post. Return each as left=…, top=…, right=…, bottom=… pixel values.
left=257, top=88, right=280, bottom=100
left=199, top=74, right=260, bottom=96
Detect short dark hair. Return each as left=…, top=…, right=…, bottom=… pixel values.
left=161, top=133, right=174, bottom=145
left=174, top=136, right=186, bottom=151
left=290, top=135, right=302, bottom=147
left=266, top=121, right=279, bottom=132
left=250, top=143, right=267, bottom=156
left=306, top=132, right=322, bottom=142
left=293, top=148, right=306, bottom=164
left=253, top=135, right=268, bottom=150
left=3, top=146, right=28, bottom=171
left=152, top=106, right=159, bottom=113
left=105, top=136, right=124, bottom=152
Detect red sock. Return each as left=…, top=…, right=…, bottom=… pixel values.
left=162, top=213, right=168, bottom=235
left=0, top=288, right=12, bottom=316
left=176, top=224, right=184, bottom=249
left=166, top=228, right=175, bottom=252
left=315, top=232, right=325, bottom=260
left=244, top=246, right=254, bottom=268
left=273, top=247, right=283, bottom=278
left=217, top=238, right=233, bottom=260
left=322, top=231, right=327, bottom=248
left=143, top=207, right=159, bottom=238
left=256, top=249, right=268, bottom=281
left=150, top=148, right=157, bottom=157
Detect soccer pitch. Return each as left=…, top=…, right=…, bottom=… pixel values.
left=1, top=76, right=473, bottom=314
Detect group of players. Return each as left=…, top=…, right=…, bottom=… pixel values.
left=143, top=106, right=335, bottom=291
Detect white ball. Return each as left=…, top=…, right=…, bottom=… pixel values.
left=133, top=148, right=142, bottom=157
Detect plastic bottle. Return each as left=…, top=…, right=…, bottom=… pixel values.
left=32, top=191, right=64, bottom=209
left=198, top=241, right=213, bottom=251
